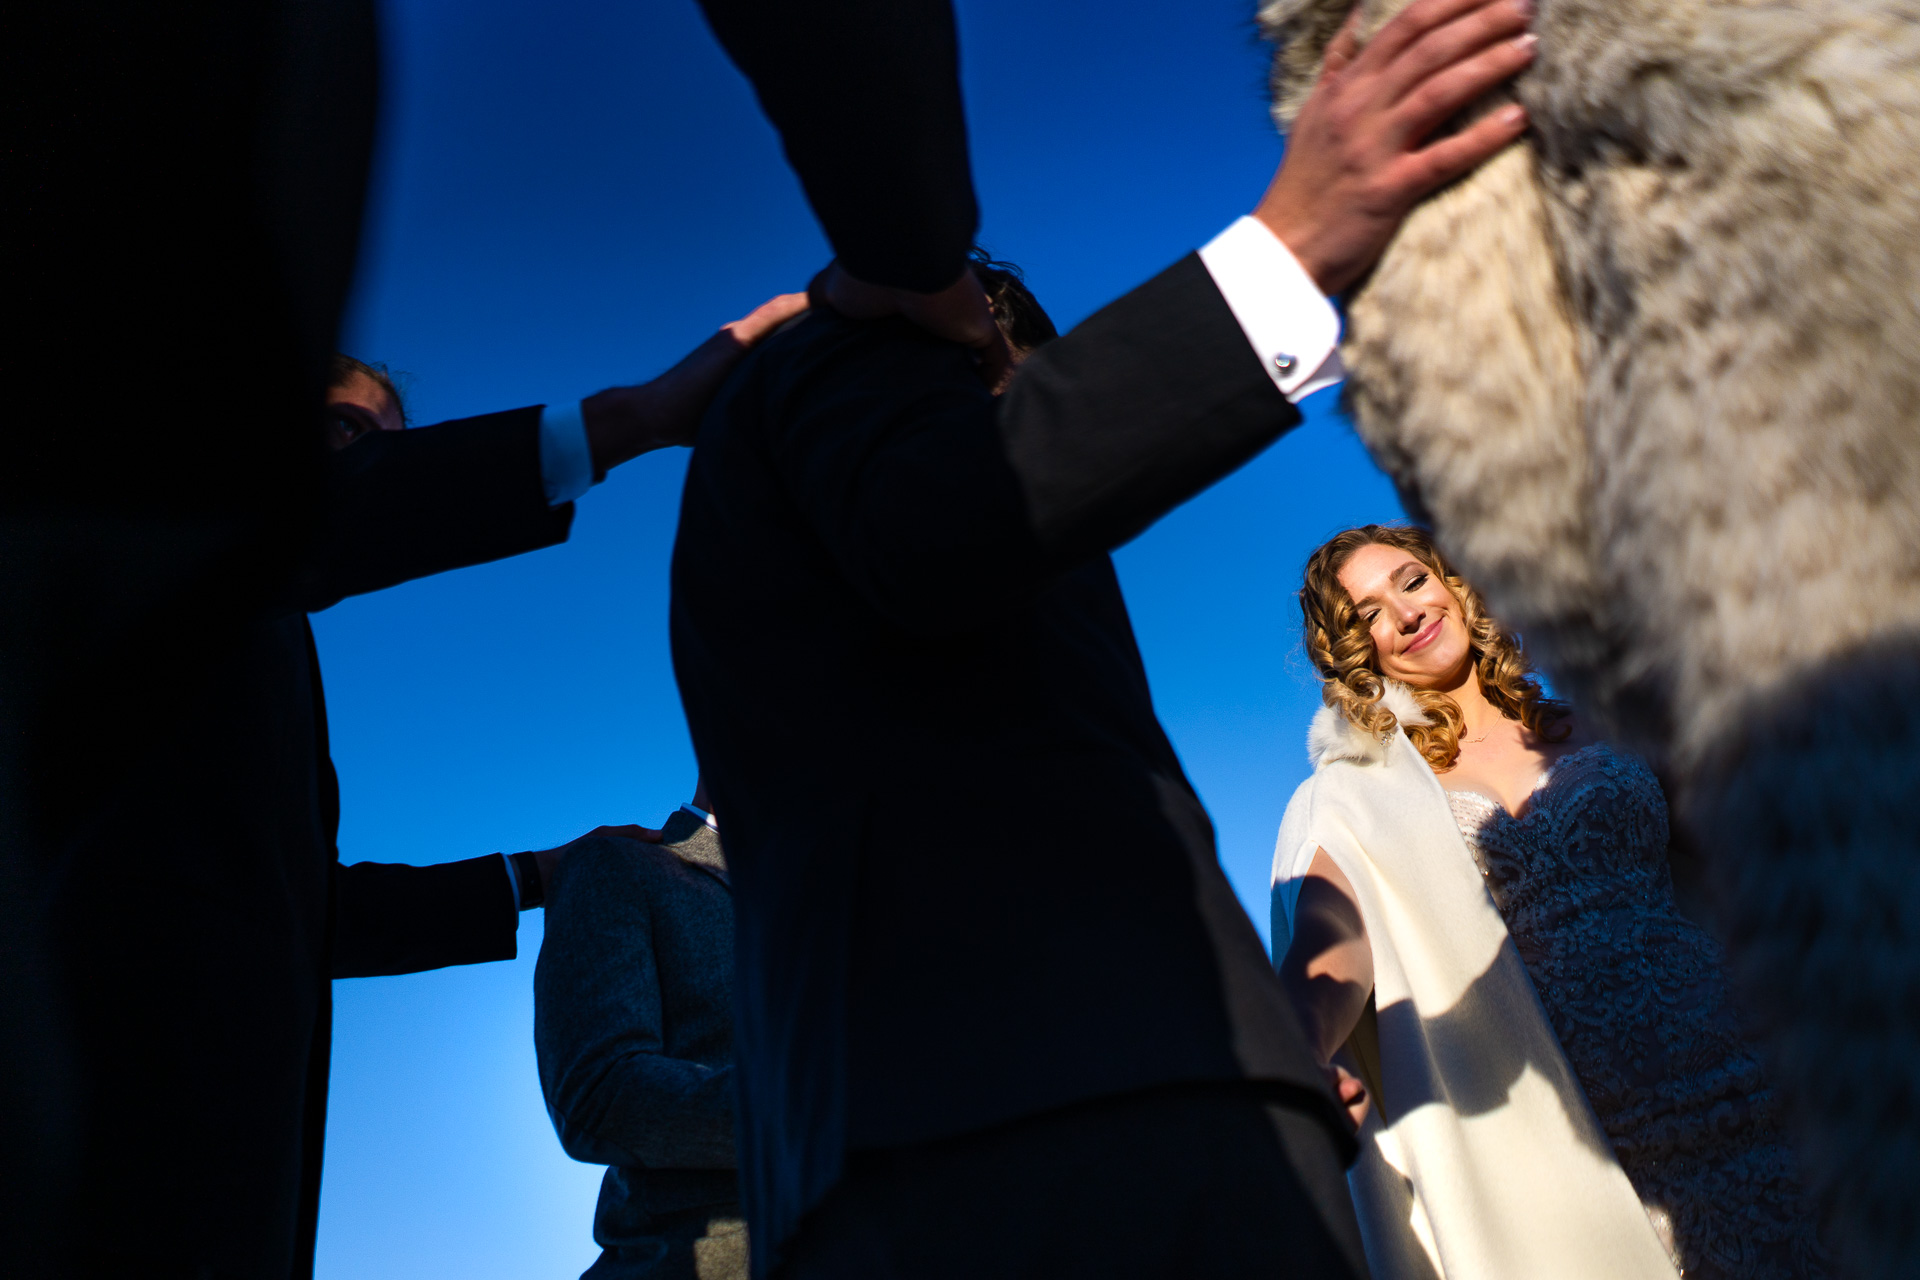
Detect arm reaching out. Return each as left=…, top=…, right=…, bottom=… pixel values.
left=583, top=291, right=809, bottom=474
left=801, top=0, right=1532, bottom=390
left=1278, top=847, right=1376, bottom=1128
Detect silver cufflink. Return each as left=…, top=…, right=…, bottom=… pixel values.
left=1273, top=353, right=1297, bottom=374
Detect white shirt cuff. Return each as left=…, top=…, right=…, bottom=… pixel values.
left=499, top=851, right=523, bottom=911
left=538, top=400, right=595, bottom=507
left=1197, top=215, right=1346, bottom=403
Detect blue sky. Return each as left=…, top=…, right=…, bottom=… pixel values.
left=315, top=1, right=1403, bottom=1273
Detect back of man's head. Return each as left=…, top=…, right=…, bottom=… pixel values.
left=324, top=353, right=407, bottom=449
left=970, top=249, right=1057, bottom=359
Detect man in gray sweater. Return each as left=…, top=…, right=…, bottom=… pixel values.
left=535, top=782, right=741, bottom=1280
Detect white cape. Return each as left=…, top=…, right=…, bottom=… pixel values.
left=1272, top=686, right=1676, bottom=1280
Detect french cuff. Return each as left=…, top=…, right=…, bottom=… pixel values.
left=537, top=400, right=595, bottom=507
left=1197, top=215, right=1345, bottom=403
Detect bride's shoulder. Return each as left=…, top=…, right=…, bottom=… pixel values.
left=1534, top=709, right=1602, bottom=752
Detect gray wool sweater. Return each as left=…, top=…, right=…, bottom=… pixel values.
left=535, top=810, right=740, bottom=1275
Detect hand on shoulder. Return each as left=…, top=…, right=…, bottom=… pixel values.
left=532, top=822, right=666, bottom=892
left=581, top=291, right=811, bottom=473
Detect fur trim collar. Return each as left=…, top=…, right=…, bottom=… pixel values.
left=1307, top=682, right=1431, bottom=769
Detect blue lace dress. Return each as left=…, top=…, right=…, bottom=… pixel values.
left=1444, top=743, right=1827, bottom=1279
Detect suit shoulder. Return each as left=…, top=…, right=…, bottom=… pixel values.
left=751, top=309, right=979, bottom=391
left=548, top=835, right=678, bottom=902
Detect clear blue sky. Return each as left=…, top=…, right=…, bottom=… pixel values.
left=315, top=1, right=1403, bottom=1274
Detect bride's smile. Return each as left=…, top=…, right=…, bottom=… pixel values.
left=1337, top=542, right=1472, bottom=690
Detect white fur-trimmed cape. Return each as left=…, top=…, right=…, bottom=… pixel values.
left=1273, top=687, right=1676, bottom=1280
left=1304, top=682, right=1432, bottom=770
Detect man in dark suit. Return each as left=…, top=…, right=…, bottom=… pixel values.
left=536, top=779, right=744, bottom=1280
left=673, top=1, right=1540, bottom=1274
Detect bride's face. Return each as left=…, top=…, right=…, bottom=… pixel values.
left=1337, top=544, right=1473, bottom=690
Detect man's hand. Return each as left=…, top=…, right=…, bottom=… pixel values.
left=530, top=822, right=664, bottom=890
left=817, top=262, right=1015, bottom=392
left=1257, top=0, right=1536, bottom=296
left=1328, top=1059, right=1372, bottom=1132
left=582, top=291, right=810, bottom=474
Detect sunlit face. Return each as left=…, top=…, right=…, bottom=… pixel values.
left=1336, top=542, right=1473, bottom=690
left=324, top=371, right=404, bottom=450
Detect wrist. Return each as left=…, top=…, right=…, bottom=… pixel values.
left=508, top=850, right=545, bottom=910
left=1252, top=203, right=1349, bottom=299
left=581, top=384, right=664, bottom=476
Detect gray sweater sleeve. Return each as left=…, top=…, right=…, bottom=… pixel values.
left=534, top=840, right=736, bottom=1170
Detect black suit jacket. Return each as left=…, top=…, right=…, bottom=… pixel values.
left=308, top=410, right=573, bottom=981
left=672, top=257, right=1341, bottom=1270
left=5, top=395, right=565, bottom=1273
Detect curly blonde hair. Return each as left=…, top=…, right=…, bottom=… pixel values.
left=1300, top=525, right=1569, bottom=770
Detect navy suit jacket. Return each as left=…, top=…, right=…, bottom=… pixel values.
left=672, top=261, right=1344, bottom=1272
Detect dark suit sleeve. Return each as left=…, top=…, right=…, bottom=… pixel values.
left=996, top=254, right=1302, bottom=565
left=768, top=254, right=1301, bottom=631
left=696, top=0, right=976, bottom=292
left=535, top=842, right=736, bottom=1169
left=301, top=405, right=574, bottom=612
left=331, top=856, right=519, bottom=979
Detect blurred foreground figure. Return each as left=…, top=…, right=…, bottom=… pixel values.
left=678, top=0, right=1539, bottom=1271
left=1, top=0, right=788, bottom=1257
left=1262, top=0, right=1920, bottom=1272
left=4, top=5, right=382, bottom=1273
left=675, top=252, right=1368, bottom=1279
left=537, top=780, right=745, bottom=1280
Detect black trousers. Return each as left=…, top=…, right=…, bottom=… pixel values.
left=777, top=1082, right=1367, bottom=1279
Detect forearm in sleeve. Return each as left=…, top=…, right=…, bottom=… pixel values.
left=995, top=253, right=1304, bottom=567
left=303, top=407, right=572, bottom=611
left=696, top=0, right=977, bottom=291
left=332, top=856, right=519, bottom=979
left=548, top=1055, right=737, bottom=1171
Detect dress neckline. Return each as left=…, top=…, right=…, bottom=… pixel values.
left=1442, top=740, right=1613, bottom=822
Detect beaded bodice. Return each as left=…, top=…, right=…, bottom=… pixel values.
left=1444, top=743, right=1826, bottom=1279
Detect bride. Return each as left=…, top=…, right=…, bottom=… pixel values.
left=1272, top=524, right=1824, bottom=1280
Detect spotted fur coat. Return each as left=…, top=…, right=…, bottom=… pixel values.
left=1259, top=1, right=1920, bottom=1274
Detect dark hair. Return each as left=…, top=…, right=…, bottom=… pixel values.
left=328, top=353, right=407, bottom=426
left=970, top=248, right=1058, bottom=355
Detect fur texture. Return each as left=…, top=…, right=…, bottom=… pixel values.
left=1261, top=2, right=1920, bottom=1273
left=1309, top=680, right=1433, bottom=768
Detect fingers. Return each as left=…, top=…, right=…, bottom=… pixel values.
left=725, top=291, right=811, bottom=348
left=813, top=264, right=1011, bottom=388
left=1359, top=0, right=1522, bottom=72
left=1401, top=99, right=1528, bottom=195
left=1375, top=0, right=1531, bottom=109
left=590, top=823, right=666, bottom=844
left=1393, top=32, right=1535, bottom=146
left=893, top=267, right=1015, bottom=388
left=1322, top=9, right=1363, bottom=76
